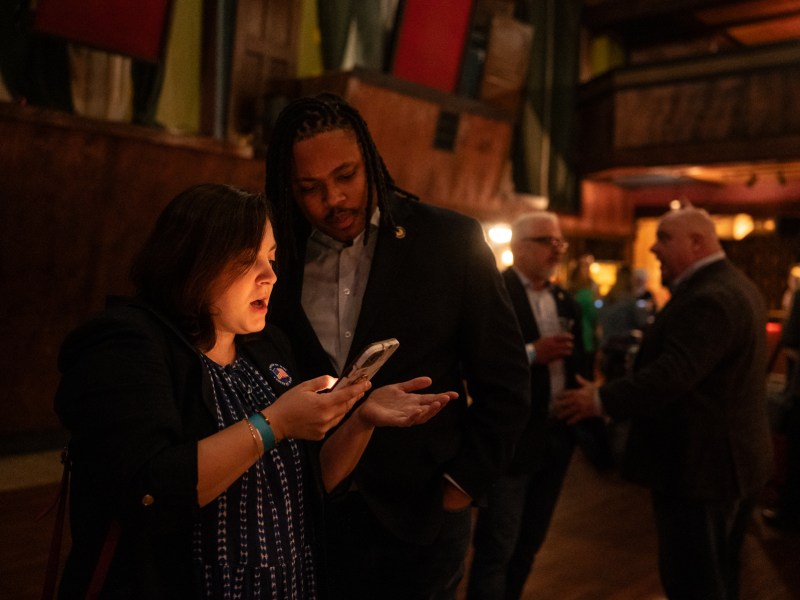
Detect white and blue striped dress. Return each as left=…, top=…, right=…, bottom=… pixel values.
left=194, top=355, right=316, bottom=599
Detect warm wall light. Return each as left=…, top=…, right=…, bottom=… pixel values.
left=487, top=224, right=512, bottom=244
left=732, top=213, right=754, bottom=240
left=501, top=249, right=514, bottom=266
left=669, top=199, right=682, bottom=210
left=518, top=194, right=549, bottom=210
left=482, top=222, right=512, bottom=270
left=592, top=261, right=619, bottom=297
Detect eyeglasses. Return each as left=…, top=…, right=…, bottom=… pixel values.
left=520, top=236, right=569, bottom=250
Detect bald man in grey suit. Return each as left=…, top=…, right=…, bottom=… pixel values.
left=559, top=207, right=772, bottom=600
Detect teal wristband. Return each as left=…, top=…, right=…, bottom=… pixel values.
left=249, top=412, right=275, bottom=452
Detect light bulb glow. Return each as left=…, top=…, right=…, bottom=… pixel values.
left=488, top=225, right=512, bottom=244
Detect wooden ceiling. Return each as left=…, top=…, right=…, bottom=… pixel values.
left=580, top=0, right=800, bottom=214
left=583, top=0, right=800, bottom=48
left=695, top=0, right=800, bottom=46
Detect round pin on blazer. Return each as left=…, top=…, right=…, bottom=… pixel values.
left=394, top=226, right=406, bottom=239
left=268, top=363, right=292, bottom=386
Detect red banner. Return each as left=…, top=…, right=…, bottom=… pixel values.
left=33, top=0, right=172, bottom=63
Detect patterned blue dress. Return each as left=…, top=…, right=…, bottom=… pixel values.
left=194, top=355, right=316, bottom=599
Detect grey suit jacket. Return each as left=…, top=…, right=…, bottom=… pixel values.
left=600, top=259, right=772, bottom=500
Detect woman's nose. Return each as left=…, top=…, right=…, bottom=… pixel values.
left=259, top=264, right=277, bottom=284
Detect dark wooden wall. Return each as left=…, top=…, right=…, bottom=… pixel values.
left=722, top=235, right=800, bottom=312
left=0, top=102, right=263, bottom=446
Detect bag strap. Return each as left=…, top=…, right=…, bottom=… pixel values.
left=39, top=444, right=121, bottom=600
left=86, top=520, right=121, bottom=599
left=39, top=445, right=71, bottom=600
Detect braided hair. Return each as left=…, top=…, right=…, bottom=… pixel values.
left=264, top=92, right=417, bottom=271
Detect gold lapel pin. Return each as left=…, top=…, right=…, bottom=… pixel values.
left=394, top=226, right=406, bottom=239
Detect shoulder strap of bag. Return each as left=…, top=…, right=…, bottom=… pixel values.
left=85, top=519, right=121, bottom=599
left=39, top=445, right=70, bottom=600
left=39, top=444, right=121, bottom=600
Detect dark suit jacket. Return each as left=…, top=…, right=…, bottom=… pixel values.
left=502, top=268, right=584, bottom=472
left=601, top=259, right=773, bottom=500
left=54, top=299, right=321, bottom=599
left=267, top=194, right=531, bottom=543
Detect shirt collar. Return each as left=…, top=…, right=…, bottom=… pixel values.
left=670, top=250, right=726, bottom=291
left=513, top=267, right=551, bottom=293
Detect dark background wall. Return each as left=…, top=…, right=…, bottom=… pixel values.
left=0, top=103, right=263, bottom=450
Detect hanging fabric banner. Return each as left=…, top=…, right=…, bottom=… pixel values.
left=33, top=0, right=173, bottom=63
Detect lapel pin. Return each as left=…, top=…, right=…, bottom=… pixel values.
left=394, top=226, right=406, bottom=239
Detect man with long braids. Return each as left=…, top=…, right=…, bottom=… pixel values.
left=264, top=93, right=531, bottom=599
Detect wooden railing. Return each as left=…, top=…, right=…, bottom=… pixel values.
left=577, top=41, right=800, bottom=174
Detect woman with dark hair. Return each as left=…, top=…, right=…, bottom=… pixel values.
left=54, top=183, right=454, bottom=599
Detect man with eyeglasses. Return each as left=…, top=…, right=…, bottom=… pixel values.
left=468, top=211, right=606, bottom=599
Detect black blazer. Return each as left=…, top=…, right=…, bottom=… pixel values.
left=54, top=299, right=321, bottom=599
left=601, top=259, right=773, bottom=500
left=502, top=268, right=584, bottom=472
left=267, top=194, right=531, bottom=543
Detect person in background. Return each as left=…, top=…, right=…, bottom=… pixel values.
left=263, top=93, right=531, bottom=599
left=633, top=267, right=657, bottom=322
left=558, top=206, right=772, bottom=600
left=568, top=254, right=599, bottom=380
left=596, top=265, right=652, bottom=464
left=762, top=286, right=800, bottom=532
left=468, top=211, right=607, bottom=600
left=781, top=266, right=800, bottom=313
left=597, top=265, right=650, bottom=382
left=54, top=183, right=455, bottom=599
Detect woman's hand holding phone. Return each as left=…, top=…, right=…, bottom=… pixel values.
left=265, top=375, right=371, bottom=441
left=331, top=338, right=399, bottom=390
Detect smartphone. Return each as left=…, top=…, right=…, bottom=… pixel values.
left=330, top=338, right=400, bottom=390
